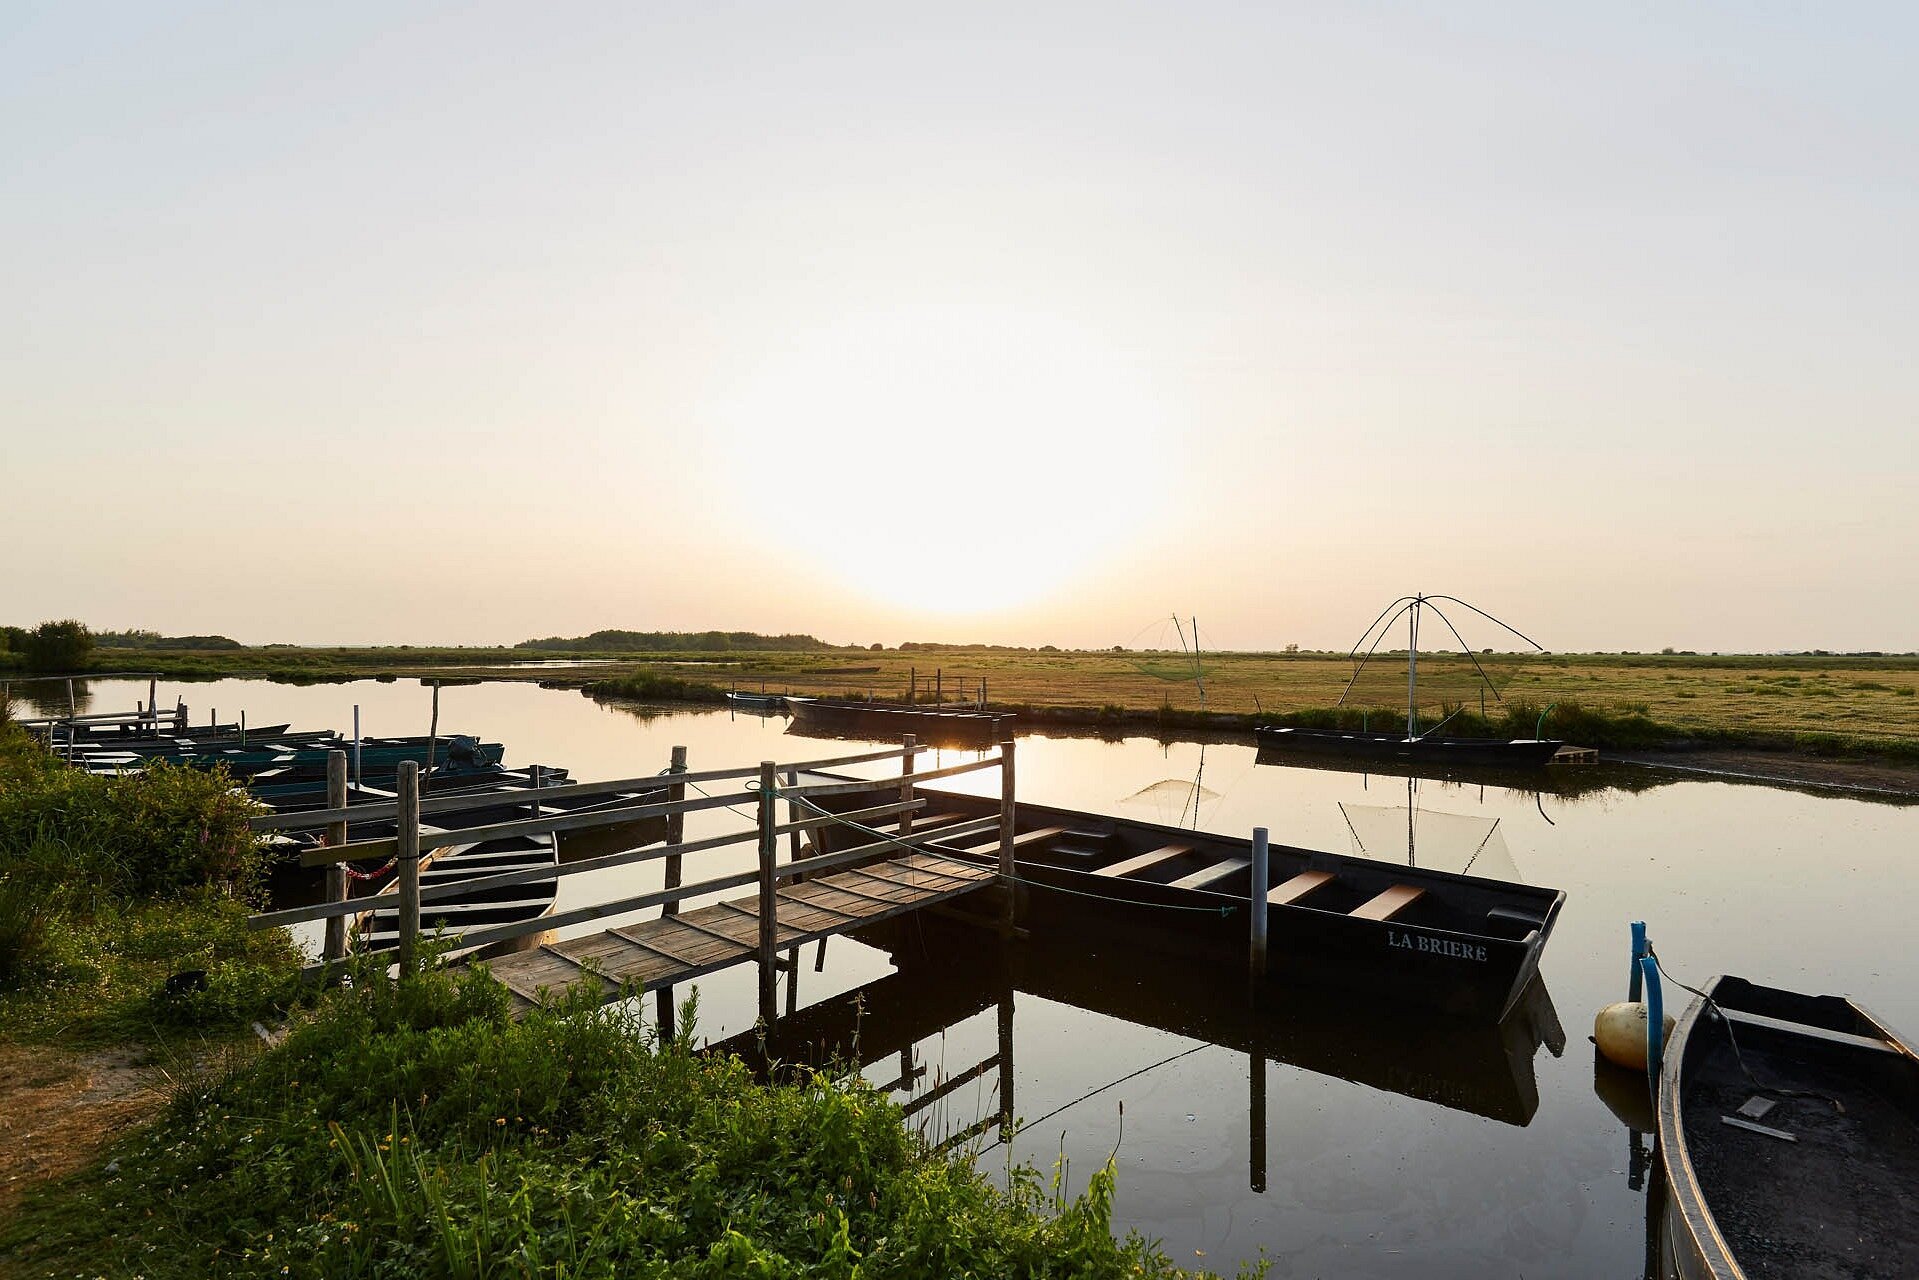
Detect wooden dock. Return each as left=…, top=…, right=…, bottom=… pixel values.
left=483, top=850, right=993, bottom=1013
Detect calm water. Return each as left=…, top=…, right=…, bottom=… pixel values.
left=70, top=677, right=1919, bottom=1278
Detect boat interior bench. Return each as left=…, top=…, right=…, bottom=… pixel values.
left=1349, top=884, right=1425, bottom=921
left=1268, top=869, right=1335, bottom=905
left=1096, top=844, right=1195, bottom=879
left=1169, top=857, right=1249, bottom=892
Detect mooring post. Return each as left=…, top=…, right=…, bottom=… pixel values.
left=352, top=704, right=362, bottom=788
left=174, top=701, right=187, bottom=734
left=756, top=760, right=779, bottom=1025
left=529, top=764, right=543, bottom=819
left=147, top=678, right=157, bottom=730
left=1250, top=827, right=1270, bottom=978
left=423, top=679, right=440, bottom=791
left=662, top=746, right=687, bottom=916
left=1629, top=920, right=1647, bottom=1001
left=910, top=667, right=916, bottom=704
left=323, top=750, right=349, bottom=965
left=1641, top=954, right=1665, bottom=1095
left=935, top=668, right=942, bottom=705
left=784, top=769, right=803, bottom=864
left=998, top=736, right=1018, bottom=935
left=239, top=710, right=246, bottom=746
left=396, top=761, right=421, bottom=977
left=899, top=734, right=917, bottom=837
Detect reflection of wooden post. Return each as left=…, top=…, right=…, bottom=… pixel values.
left=899, top=734, right=916, bottom=837
left=323, top=750, right=349, bottom=965
left=756, top=761, right=779, bottom=1025
left=1249, top=1049, right=1267, bottom=1194
left=396, top=762, right=421, bottom=977
left=997, top=992, right=1015, bottom=1142
left=999, top=737, right=1017, bottom=935
left=658, top=745, right=687, bottom=1029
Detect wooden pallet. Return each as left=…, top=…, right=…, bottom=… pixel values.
left=473, top=851, right=995, bottom=1015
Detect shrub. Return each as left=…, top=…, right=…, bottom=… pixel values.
left=22, top=619, right=94, bottom=671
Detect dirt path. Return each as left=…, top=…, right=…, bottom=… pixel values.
left=0, top=1043, right=173, bottom=1220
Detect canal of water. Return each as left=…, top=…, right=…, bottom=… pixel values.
left=56, top=677, right=1919, bottom=1279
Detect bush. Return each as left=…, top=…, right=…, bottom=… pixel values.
left=22, top=618, right=94, bottom=671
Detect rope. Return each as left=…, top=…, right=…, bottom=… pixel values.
left=1648, top=947, right=1843, bottom=1113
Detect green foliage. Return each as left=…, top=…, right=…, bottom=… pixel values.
left=2, top=965, right=1214, bottom=1280
left=92, top=628, right=243, bottom=649
left=22, top=618, right=94, bottom=671
left=586, top=672, right=731, bottom=704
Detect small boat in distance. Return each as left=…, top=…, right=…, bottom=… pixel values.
left=1656, top=975, right=1919, bottom=1280
left=784, top=696, right=1008, bottom=747
left=725, top=691, right=788, bottom=714
left=1257, top=593, right=1567, bottom=769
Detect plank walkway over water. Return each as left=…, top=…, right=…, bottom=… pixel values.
left=476, top=850, right=995, bottom=1015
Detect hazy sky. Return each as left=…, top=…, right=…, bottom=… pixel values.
left=5, top=3, right=1915, bottom=652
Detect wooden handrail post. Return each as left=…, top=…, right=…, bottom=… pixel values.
left=662, top=746, right=687, bottom=916
left=757, top=760, right=778, bottom=1025
left=396, top=761, right=421, bottom=977
left=1249, top=827, right=1270, bottom=978
left=998, top=736, right=1017, bottom=935
left=899, top=734, right=917, bottom=837
left=658, top=746, right=688, bottom=1029
left=322, top=750, right=350, bottom=965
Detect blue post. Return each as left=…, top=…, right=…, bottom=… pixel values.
left=1629, top=921, right=1647, bottom=1001
left=1641, top=954, right=1664, bottom=1093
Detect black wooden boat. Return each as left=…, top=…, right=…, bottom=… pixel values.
left=1255, top=726, right=1565, bottom=766
left=725, top=691, right=788, bottom=713
left=802, top=783, right=1563, bottom=1019
left=1655, top=975, right=1919, bottom=1280
left=784, top=696, right=1008, bottom=747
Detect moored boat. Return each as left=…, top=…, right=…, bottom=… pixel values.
left=1655, top=975, right=1919, bottom=1280
left=784, top=696, right=1008, bottom=747
left=801, top=782, right=1563, bottom=1020
left=1255, top=726, right=1565, bottom=766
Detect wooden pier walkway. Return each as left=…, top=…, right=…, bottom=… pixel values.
left=483, top=849, right=994, bottom=1013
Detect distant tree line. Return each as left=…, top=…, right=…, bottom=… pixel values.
left=515, top=630, right=831, bottom=653
left=0, top=620, right=95, bottom=672
left=93, top=629, right=243, bottom=650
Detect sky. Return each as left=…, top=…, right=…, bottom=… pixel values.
left=4, top=3, right=1915, bottom=653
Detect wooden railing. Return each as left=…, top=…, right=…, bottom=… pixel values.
left=248, top=736, right=1018, bottom=1023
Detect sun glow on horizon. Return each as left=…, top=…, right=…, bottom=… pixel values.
left=708, top=306, right=1180, bottom=615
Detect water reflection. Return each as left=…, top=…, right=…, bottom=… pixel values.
left=717, top=926, right=1567, bottom=1195
left=7, top=677, right=95, bottom=719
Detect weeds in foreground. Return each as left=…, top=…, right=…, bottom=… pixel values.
left=1, top=964, right=1237, bottom=1279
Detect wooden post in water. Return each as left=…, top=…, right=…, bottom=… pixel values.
left=784, top=769, right=803, bottom=865
left=998, top=736, right=1017, bottom=936
left=910, top=667, right=916, bottom=704
left=935, top=669, right=942, bottom=705
left=1249, top=827, right=1270, bottom=978
left=396, top=761, right=421, bottom=977
left=899, top=734, right=917, bottom=837
left=147, top=678, right=157, bottom=731
left=174, top=701, right=187, bottom=733
left=352, top=705, right=362, bottom=788
left=423, top=680, right=440, bottom=791
left=658, top=746, right=687, bottom=1028
left=323, top=750, right=350, bottom=965
left=756, top=760, right=778, bottom=1025
left=239, top=710, right=246, bottom=746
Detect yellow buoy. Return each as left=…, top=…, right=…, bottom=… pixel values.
left=1594, top=1001, right=1675, bottom=1071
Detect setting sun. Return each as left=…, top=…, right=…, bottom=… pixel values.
left=707, top=305, right=1178, bottom=613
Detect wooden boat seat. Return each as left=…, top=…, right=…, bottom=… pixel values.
left=1169, top=857, right=1249, bottom=892
left=1350, top=884, right=1425, bottom=921
left=1268, top=870, right=1335, bottom=905
left=1095, top=843, right=1195, bottom=879
left=1009, top=826, right=1068, bottom=850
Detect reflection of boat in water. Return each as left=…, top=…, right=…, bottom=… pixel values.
left=712, top=930, right=1565, bottom=1189
left=1256, top=740, right=1664, bottom=800
left=784, top=696, right=1007, bottom=747
left=1655, top=976, right=1919, bottom=1280
left=804, top=782, right=1564, bottom=1020
left=1255, top=726, right=1563, bottom=766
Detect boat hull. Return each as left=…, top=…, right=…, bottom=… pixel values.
left=1255, top=727, right=1565, bottom=767
left=785, top=697, right=1008, bottom=747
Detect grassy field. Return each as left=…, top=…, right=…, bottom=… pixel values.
left=27, top=644, right=1919, bottom=753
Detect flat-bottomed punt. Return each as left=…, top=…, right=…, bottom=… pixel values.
left=784, top=697, right=1007, bottom=747
left=803, top=783, right=1564, bottom=1020
left=1255, top=726, right=1565, bottom=767
left=1656, top=975, right=1919, bottom=1280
